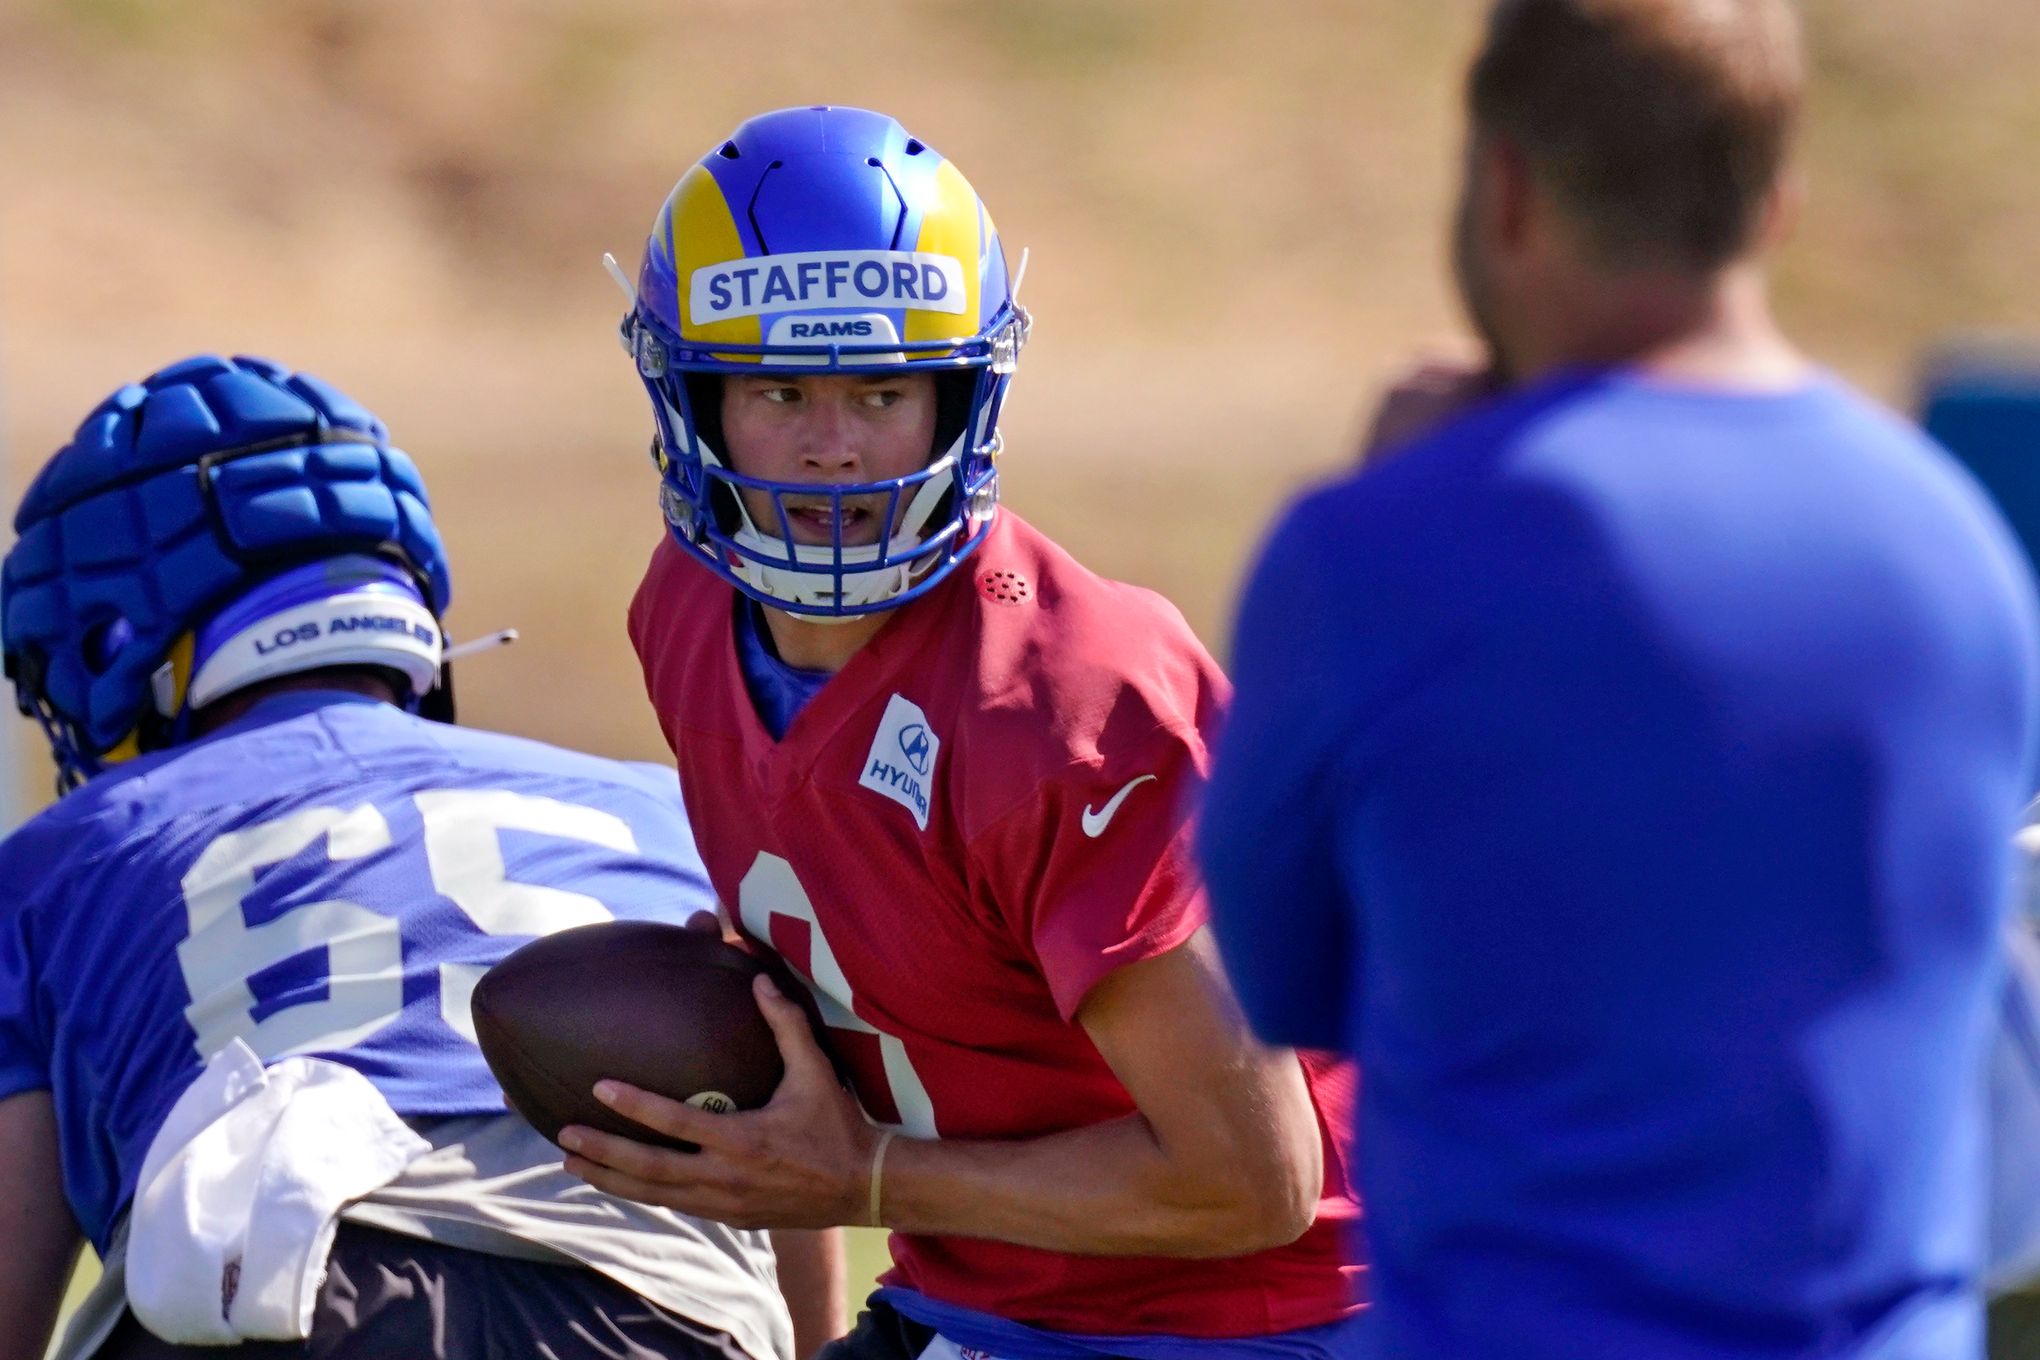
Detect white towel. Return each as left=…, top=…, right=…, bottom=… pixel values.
left=126, top=1038, right=431, bottom=1343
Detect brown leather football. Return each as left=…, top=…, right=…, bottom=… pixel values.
left=472, top=920, right=783, bottom=1152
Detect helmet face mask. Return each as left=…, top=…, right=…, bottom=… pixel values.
left=1, top=354, right=454, bottom=793
left=624, top=105, right=1028, bottom=619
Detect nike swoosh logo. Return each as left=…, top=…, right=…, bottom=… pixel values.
left=1082, top=774, right=1158, bottom=837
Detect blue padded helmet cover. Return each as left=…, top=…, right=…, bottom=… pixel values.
left=2, top=354, right=451, bottom=773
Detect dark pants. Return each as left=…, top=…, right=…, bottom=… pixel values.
left=94, top=1223, right=741, bottom=1360
left=1991, top=1285, right=2040, bottom=1360
left=814, top=1298, right=940, bottom=1360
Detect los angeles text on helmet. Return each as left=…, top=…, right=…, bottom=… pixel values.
left=252, top=613, right=438, bottom=657
left=691, top=250, right=968, bottom=324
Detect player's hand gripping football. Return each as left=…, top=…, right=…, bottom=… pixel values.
left=557, top=970, right=882, bottom=1231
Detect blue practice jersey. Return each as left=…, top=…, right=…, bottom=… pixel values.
left=0, top=690, right=716, bottom=1253
left=1201, top=370, right=2040, bottom=1360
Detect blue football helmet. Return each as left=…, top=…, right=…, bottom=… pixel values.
left=620, top=105, right=1029, bottom=617
left=2, top=354, right=453, bottom=791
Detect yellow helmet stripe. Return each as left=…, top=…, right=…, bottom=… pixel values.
left=906, top=160, right=985, bottom=348
left=673, top=165, right=764, bottom=355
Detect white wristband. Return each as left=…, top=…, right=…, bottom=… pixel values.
left=868, top=1129, right=899, bottom=1229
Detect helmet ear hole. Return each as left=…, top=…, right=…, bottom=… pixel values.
left=81, top=616, right=135, bottom=676
left=932, top=371, right=976, bottom=458
left=676, top=373, right=748, bottom=534
left=683, top=374, right=727, bottom=460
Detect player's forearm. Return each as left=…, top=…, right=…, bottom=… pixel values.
left=870, top=934, right=1326, bottom=1257
left=875, top=1110, right=1314, bottom=1258
left=769, top=1227, right=847, bottom=1358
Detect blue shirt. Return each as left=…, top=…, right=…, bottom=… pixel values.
left=879, top=1287, right=1367, bottom=1360
left=1200, top=370, right=2040, bottom=1360
left=733, top=599, right=832, bottom=739
left=0, top=691, right=716, bottom=1252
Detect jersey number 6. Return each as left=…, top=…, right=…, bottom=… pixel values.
left=175, top=790, right=630, bottom=1062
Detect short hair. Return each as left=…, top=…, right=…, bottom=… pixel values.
left=1469, top=0, right=1806, bottom=271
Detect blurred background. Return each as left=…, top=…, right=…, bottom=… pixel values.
left=2, top=0, right=2037, bottom=1328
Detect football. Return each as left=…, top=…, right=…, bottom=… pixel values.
left=472, top=920, right=785, bottom=1152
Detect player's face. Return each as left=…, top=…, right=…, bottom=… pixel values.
left=718, top=373, right=940, bottom=547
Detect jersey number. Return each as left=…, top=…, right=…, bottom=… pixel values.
left=737, top=852, right=938, bottom=1137
left=176, top=790, right=631, bottom=1062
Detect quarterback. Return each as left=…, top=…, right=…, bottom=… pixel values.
left=0, top=356, right=815, bottom=1360
left=560, top=106, right=1367, bottom=1359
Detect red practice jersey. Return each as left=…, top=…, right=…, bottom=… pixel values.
left=629, top=510, right=1362, bottom=1337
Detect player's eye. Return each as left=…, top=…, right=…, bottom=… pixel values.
left=859, top=388, right=903, bottom=410
left=758, top=385, right=802, bottom=405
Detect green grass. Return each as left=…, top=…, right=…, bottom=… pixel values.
left=842, top=1227, right=894, bottom=1310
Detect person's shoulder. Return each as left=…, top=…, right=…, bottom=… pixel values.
left=1234, top=382, right=1630, bottom=660
left=630, top=535, right=726, bottom=636
left=628, top=534, right=737, bottom=708
left=1510, top=368, right=1918, bottom=459
left=1259, top=378, right=1602, bottom=585
left=943, top=512, right=1224, bottom=808
left=1347, top=369, right=1928, bottom=515
left=0, top=788, right=109, bottom=879
left=426, top=720, right=682, bottom=802
left=1704, top=373, right=2018, bottom=533
left=0, top=743, right=211, bottom=898
left=973, top=510, right=1218, bottom=701
left=1360, top=371, right=1614, bottom=485
left=1809, top=377, right=1998, bottom=485
left=371, top=717, right=702, bottom=856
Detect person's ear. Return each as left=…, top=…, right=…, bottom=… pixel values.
left=1483, top=132, right=1536, bottom=255
left=1754, top=164, right=1806, bottom=252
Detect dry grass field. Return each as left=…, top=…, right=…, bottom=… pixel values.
left=4, top=0, right=2038, bottom=1339
left=6, top=0, right=2036, bottom=779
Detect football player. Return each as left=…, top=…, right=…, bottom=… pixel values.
left=561, top=106, right=1367, bottom=1359
left=0, top=355, right=827, bottom=1360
